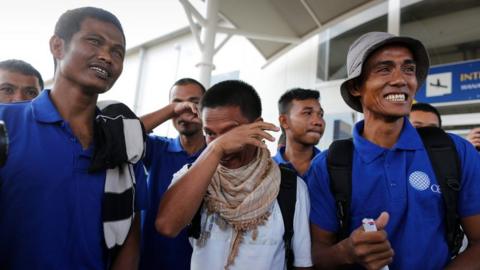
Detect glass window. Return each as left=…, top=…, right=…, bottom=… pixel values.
left=401, top=0, right=480, bottom=66
left=316, top=15, right=387, bottom=82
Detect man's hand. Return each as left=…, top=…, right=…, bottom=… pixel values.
left=210, top=121, right=279, bottom=156
left=140, top=101, right=200, bottom=132
left=172, top=101, right=201, bottom=124
left=467, top=127, right=480, bottom=150
left=345, top=212, right=394, bottom=270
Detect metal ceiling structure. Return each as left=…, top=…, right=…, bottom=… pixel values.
left=178, top=0, right=390, bottom=87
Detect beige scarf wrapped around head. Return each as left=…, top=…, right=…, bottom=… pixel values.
left=204, top=147, right=280, bottom=269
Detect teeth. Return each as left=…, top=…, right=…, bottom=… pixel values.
left=90, top=67, right=109, bottom=78
left=385, top=94, right=406, bottom=102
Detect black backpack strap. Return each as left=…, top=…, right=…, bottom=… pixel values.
left=184, top=163, right=202, bottom=239
left=278, top=164, right=297, bottom=270
left=188, top=202, right=203, bottom=239
left=416, top=127, right=464, bottom=256
left=327, top=139, right=353, bottom=241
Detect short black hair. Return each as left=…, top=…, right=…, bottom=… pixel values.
left=0, top=59, right=44, bottom=90
left=278, top=88, right=320, bottom=114
left=53, top=7, right=125, bottom=72
left=201, top=80, right=261, bottom=122
left=411, top=102, right=442, bottom=127
left=54, top=7, right=125, bottom=46
left=172, top=78, right=206, bottom=93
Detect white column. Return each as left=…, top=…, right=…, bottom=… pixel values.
left=133, top=47, right=146, bottom=114
left=388, top=0, right=401, bottom=35
left=198, top=0, right=219, bottom=88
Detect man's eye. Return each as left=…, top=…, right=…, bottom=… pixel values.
left=379, top=67, right=390, bottom=73
left=0, top=87, right=14, bottom=94
left=26, top=89, right=39, bottom=97
left=87, top=38, right=100, bottom=45
left=404, top=65, right=416, bottom=73
left=112, top=50, right=124, bottom=59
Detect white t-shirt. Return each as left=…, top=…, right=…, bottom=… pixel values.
left=171, top=165, right=313, bottom=270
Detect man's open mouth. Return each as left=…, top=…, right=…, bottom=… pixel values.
left=90, top=65, right=111, bottom=80
left=384, top=93, right=407, bottom=102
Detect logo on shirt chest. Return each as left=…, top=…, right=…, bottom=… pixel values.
left=409, top=171, right=441, bottom=194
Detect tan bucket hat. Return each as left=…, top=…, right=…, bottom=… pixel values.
left=340, top=31, right=430, bottom=112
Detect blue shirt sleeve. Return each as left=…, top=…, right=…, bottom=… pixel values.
left=306, top=151, right=339, bottom=232
left=450, top=134, right=480, bottom=217
left=143, top=135, right=170, bottom=170
left=134, top=160, right=148, bottom=211
left=144, top=135, right=155, bottom=169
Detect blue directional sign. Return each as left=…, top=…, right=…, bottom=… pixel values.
left=415, top=59, right=480, bottom=103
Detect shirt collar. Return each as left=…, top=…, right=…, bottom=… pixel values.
left=31, top=90, right=63, bottom=124
left=353, top=117, right=424, bottom=163
left=273, top=145, right=321, bottom=165
left=167, top=136, right=206, bottom=157
left=273, top=146, right=288, bottom=164
left=167, top=136, right=184, bottom=152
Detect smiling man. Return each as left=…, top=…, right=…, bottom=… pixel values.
left=0, top=7, right=147, bottom=270
left=274, top=88, right=324, bottom=178
left=0, top=59, right=44, bottom=103
left=307, top=32, right=480, bottom=269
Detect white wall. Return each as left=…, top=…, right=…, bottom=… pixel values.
left=99, top=53, right=140, bottom=109
left=104, top=30, right=345, bottom=153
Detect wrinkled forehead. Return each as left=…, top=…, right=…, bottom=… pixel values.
left=202, top=105, right=249, bottom=126
left=77, top=17, right=125, bottom=47
left=0, top=69, right=40, bottom=88
left=365, top=43, right=415, bottom=66
left=291, top=98, right=322, bottom=109
left=169, top=83, right=204, bottom=100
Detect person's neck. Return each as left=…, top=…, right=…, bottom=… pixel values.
left=284, top=139, right=315, bottom=175
left=179, top=131, right=206, bottom=155
left=50, top=78, right=98, bottom=149
left=362, top=114, right=404, bottom=149
left=223, top=146, right=258, bottom=170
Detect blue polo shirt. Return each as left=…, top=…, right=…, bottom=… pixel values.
left=307, top=119, right=480, bottom=269
left=140, top=135, right=204, bottom=270
left=0, top=90, right=147, bottom=270
left=273, top=146, right=320, bottom=179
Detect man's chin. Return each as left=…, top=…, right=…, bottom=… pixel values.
left=300, top=134, right=321, bottom=145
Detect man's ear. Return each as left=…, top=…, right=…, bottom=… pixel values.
left=278, top=114, right=289, bottom=130
left=50, top=35, right=65, bottom=60
left=349, top=81, right=361, bottom=97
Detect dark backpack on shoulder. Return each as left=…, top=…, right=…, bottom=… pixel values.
left=327, top=126, right=464, bottom=256
left=188, top=164, right=298, bottom=269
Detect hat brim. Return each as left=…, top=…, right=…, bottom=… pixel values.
left=340, top=36, right=430, bottom=112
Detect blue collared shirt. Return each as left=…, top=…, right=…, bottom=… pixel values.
left=140, top=135, right=204, bottom=270
left=0, top=90, right=147, bottom=270
left=273, top=146, right=321, bottom=179
left=307, top=119, right=480, bottom=269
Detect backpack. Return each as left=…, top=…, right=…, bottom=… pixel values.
left=327, top=126, right=464, bottom=256
left=188, top=164, right=297, bottom=270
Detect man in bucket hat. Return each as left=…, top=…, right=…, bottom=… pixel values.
left=307, top=32, right=480, bottom=269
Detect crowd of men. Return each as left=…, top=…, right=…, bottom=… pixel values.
left=0, top=6, right=479, bottom=270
